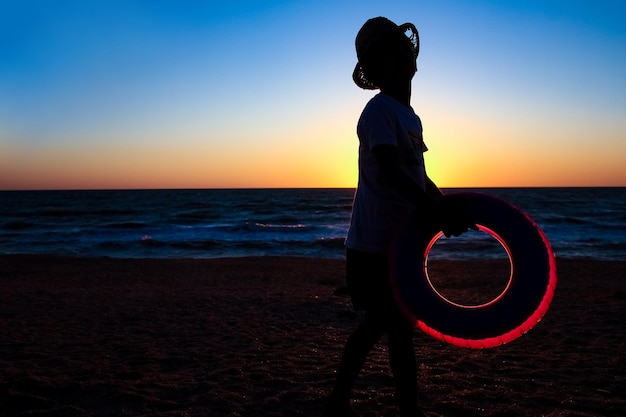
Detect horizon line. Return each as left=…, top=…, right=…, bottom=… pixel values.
left=2, top=185, right=625, bottom=192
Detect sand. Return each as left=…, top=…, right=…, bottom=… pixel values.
left=0, top=255, right=624, bottom=417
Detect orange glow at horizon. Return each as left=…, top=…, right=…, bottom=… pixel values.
left=3, top=135, right=626, bottom=190
left=2, top=110, right=625, bottom=190
left=0, top=131, right=360, bottom=190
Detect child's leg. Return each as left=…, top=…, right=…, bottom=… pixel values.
left=386, top=312, right=421, bottom=417
left=325, top=311, right=384, bottom=413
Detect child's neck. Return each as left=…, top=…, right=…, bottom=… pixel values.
left=381, top=83, right=412, bottom=107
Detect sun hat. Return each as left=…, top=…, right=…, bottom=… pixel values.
left=352, top=17, right=419, bottom=90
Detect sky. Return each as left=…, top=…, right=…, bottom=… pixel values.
left=1, top=0, right=625, bottom=190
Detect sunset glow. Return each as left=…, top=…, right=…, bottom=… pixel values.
left=1, top=1, right=625, bottom=190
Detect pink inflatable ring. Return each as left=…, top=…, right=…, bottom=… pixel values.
left=389, top=192, right=557, bottom=349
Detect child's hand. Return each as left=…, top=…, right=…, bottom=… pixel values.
left=436, top=198, right=478, bottom=237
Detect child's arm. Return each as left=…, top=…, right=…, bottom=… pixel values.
left=425, top=175, right=443, bottom=199
left=372, top=144, right=474, bottom=236
left=372, top=144, right=439, bottom=210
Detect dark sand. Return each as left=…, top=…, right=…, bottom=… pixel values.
left=1, top=255, right=624, bottom=417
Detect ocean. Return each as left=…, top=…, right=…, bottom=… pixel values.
left=1, top=188, right=624, bottom=261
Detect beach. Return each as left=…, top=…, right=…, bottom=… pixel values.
left=1, top=255, right=624, bottom=417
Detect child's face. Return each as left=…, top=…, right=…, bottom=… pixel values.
left=372, top=32, right=417, bottom=87
left=385, top=37, right=417, bottom=80
left=381, top=43, right=417, bottom=83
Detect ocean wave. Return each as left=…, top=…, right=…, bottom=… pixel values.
left=542, top=216, right=595, bottom=225
left=2, top=221, right=39, bottom=231
left=37, top=208, right=138, bottom=217
left=207, top=221, right=314, bottom=234
left=102, top=222, right=148, bottom=229
left=2, top=188, right=623, bottom=260
left=313, top=237, right=346, bottom=247
left=173, top=210, right=224, bottom=223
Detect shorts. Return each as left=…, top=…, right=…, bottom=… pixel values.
left=346, top=248, right=398, bottom=312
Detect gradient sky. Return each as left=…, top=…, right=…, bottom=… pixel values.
left=1, top=0, right=625, bottom=190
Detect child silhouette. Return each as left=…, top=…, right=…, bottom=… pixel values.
left=324, top=17, right=472, bottom=417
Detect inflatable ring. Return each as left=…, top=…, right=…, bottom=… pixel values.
left=389, top=192, right=557, bottom=348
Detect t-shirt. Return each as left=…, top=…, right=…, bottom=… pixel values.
left=345, top=93, right=428, bottom=254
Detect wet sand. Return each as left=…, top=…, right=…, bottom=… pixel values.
left=1, top=255, right=624, bottom=416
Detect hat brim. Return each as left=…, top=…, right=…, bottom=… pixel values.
left=352, top=62, right=377, bottom=90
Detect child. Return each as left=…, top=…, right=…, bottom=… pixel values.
left=324, top=17, right=471, bottom=417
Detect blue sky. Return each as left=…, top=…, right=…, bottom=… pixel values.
left=1, top=0, right=625, bottom=189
